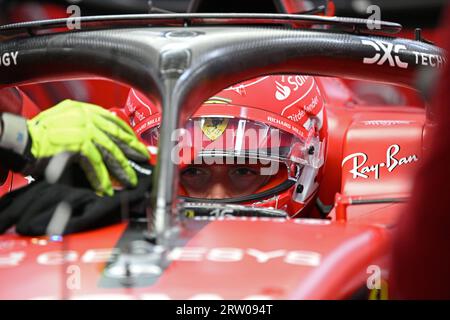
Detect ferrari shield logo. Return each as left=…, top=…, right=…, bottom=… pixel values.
left=201, top=118, right=229, bottom=141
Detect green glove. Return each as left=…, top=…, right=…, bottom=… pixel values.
left=26, top=99, right=149, bottom=196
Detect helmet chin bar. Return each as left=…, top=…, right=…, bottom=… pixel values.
left=293, top=165, right=320, bottom=204
left=293, top=122, right=324, bottom=204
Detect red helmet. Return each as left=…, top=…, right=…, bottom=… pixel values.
left=125, top=75, right=328, bottom=217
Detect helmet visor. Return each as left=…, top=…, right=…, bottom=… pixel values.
left=140, top=117, right=312, bottom=201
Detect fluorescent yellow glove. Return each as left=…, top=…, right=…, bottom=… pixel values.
left=27, top=100, right=149, bottom=196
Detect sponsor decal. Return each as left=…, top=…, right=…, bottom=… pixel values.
left=226, top=76, right=269, bottom=96
left=342, top=144, right=419, bottom=179
left=134, top=110, right=146, bottom=122
left=135, top=116, right=160, bottom=135
left=167, top=247, right=321, bottom=266
left=280, top=77, right=316, bottom=117
left=201, top=118, right=229, bottom=141
left=0, top=252, right=25, bottom=267
left=0, top=51, right=19, bottom=68
left=304, top=95, right=320, bottom=113
left=362, top=40, right=409, bottom=69
left=362, top=39, right=447, bottom=69
left=286, top=96, right=321, bottom=125
left=287, top=108, right=306, bottom=123
left=266, top=115, right=305, bottom=138
left=362, top=120, right=413, bottom=126
left=0, top=247, right=321, bottom=268
left=275, top=81, right=291, bottom=101
left=280, top=75, right=309, bottom=92
left=412, top=51, right=447, bottom=68
left=0, top=240, right=27, bottom=251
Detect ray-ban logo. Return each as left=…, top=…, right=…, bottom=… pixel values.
left=342, top=144, right=419, bottom=180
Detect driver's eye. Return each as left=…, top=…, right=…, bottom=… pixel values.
left=181, top=167, right=207, bottom=177
left=230, top=167, right=258, bottom=176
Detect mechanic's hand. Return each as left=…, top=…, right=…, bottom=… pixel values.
left=0, top=162, right=153, bottom=236
left=27, top=100, right=149, bottom=196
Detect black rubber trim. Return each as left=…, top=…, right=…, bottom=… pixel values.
left=315, top=197, right=333, bottom=218
left=351, top=198, right=409, bottom=205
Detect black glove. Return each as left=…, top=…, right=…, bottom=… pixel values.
left=0, top=161, right=152, bottom=236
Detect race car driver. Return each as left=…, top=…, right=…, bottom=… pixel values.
left=0, top=87, right=149, bottom=197
left=126, top=74, right=328, bottom=217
